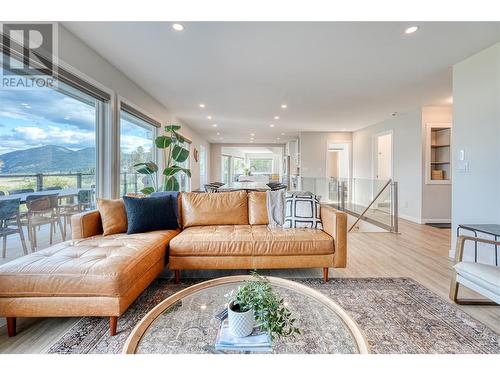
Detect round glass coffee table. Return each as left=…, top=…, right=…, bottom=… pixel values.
left=123, top=276, right=370, bottom=354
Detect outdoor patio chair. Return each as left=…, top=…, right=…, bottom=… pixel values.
left=0, top=198, right=28, bottom=258
left=22, top=194, right=65, bottom=251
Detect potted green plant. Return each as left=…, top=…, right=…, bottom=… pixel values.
left=225, top=272, right=300, bottom=340
left=133, top=124, right=191, bottom=193
left=242, top=165, right=256, bottom=176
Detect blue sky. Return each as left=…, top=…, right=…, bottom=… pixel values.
left=0, top=86, right=152, bottom=155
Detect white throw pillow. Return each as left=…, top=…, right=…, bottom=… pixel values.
left=283, top=192, right=323, bottom=229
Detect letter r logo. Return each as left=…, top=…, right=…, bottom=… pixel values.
left=1, top=23, right=54, bottom=75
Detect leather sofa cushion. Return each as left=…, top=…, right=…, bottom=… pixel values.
left=248, top=192, right=269, bottom=225
left=97, top=198, right=127, bottom=235
left=0, top=229, right=180, bottom=298
left=181, top=191, right=249, bottom=228
left=169, top=225, right=333, bottom=257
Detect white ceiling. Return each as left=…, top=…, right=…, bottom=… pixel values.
left=222, top=146, right=282, bottom=154
left=63, top=22, right=500, bottom=143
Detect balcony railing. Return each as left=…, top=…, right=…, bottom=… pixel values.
left=0, top=172, right=149, bottom=195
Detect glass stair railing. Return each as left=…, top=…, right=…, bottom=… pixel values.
left=292, top=177, right=399, bottom=233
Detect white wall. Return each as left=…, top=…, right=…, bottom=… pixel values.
left=299, top=132, right=352, bottom=178
left=57, top=24, right=210, bottom=192
left=299, top=132, right=352, bottom=200
left=451, top=42, right=500, bottom=263
left=421, top=106, right=453, bottom=223
left=352, top=110, right=423, bottom=222
left=209, top=144, right=222, bottom=183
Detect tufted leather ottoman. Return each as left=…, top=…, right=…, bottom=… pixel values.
left=0, top=229, right=179, bottom=337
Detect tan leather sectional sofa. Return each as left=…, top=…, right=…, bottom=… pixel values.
left=169, top=191, right=347, bottom=283
left=0, top=191, right=347, bottom=337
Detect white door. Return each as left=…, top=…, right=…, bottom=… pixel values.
left=376, top=133, right=392, bottom=180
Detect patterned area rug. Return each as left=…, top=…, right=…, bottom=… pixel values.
left=47, top=278, right=499, bottom=354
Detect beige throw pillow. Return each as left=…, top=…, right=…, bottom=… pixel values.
left=97, top=198, right=128, bottom=235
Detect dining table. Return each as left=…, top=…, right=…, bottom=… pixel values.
left=218, top=181, right=271, bottom=192
left=0, top=188, right=94, bottom=204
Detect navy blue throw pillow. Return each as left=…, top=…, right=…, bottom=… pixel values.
left=123, top=195, right=179, bottom=234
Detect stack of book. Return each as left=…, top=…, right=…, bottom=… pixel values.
left=215, top=318, right=272, bottom=352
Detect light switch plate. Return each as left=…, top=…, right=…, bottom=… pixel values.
left=457, top=161, right=469, bottom=173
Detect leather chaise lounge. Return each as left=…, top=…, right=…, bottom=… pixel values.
left=0, top=211, right=180, bottom=337
left=0, top=191, right=347, bottom=337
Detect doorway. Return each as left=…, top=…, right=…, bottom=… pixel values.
left=325, top=143, right=351, bottom=204
left=374, top=132, right=393, bottom=180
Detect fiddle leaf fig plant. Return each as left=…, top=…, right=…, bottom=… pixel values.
left=134, top=124, right=191, bottom=193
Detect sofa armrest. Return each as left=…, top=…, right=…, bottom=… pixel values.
left=320, top=205, right=347, bottom=268
left=71, top=209, right=103, bottom=240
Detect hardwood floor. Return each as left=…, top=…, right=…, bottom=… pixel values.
left=0, top=219, right=498, bottom=353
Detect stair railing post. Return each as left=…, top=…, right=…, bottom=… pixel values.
left=391, top=181, right=399, bottom=233
left=340, top=180, right=346, bottom=211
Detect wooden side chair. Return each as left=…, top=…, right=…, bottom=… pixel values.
left=23, top=194, right=65, bottom=251
left=450, top=235, right=500, bottom=305
left=0, top=198, right=28, bottom=258
left=59, top=189, right=93, bottom=238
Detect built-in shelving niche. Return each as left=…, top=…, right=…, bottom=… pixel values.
left=425, top=123, right=452, bottom=185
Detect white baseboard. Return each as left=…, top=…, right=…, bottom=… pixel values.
left=421, top=218, right=451, bottom=224
left=398, top=213, right=422, bottom=224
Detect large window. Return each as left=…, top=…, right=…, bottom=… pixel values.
left=232, top=157, right=245, bottom=179
left=249, top=159, right=273, bottom=174
left=199, top=145, right=207, bottom=187
left=0, top=75, right=102, bottom=197
left=119, top=107, right=156, bottom=196
left=222, top=155, right=231, bottom=184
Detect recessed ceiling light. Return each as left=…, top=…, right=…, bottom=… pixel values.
left=172, top=23, right=184, bottom=31
left=250, top=138, right=254, bottom=141
left=250, top=141, right=254, bottom=143
left=216, top=132, right=220, bottom=135
left=212, top=124, right=218, bottom=127
left=269, top=124, right=275, bottom=128
left=274, top=116, right=280, bottom=120
left=277, top=137, right=281, bottom=140
left=250, top=133, right=255, bottom=136
left=281, top=132, right=285, bottom=136
left=199, top=103, right=205, bottom=108
left=404, top=26, right=419, bottom=34
left=281, top=104, right=287, bottom=109
left=207, top=115, right=212, bottom=120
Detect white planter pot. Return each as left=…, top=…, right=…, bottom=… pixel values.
left=228, top=301, right=255, bottom=337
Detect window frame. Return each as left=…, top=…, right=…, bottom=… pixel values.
left=0, top=48, right=113, bottom=199
left=117, top=97, right=160, bottom=197
left=249, top=158, right=274, bottom=174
